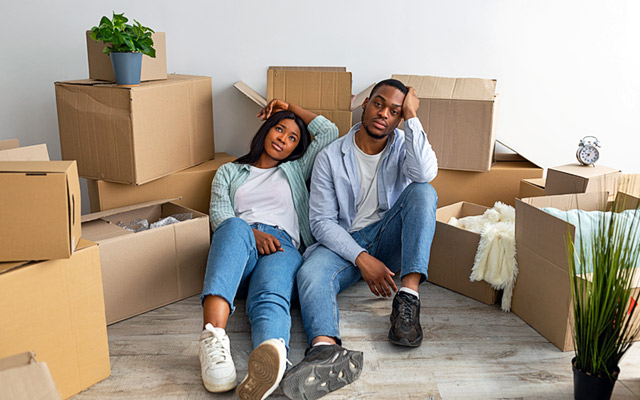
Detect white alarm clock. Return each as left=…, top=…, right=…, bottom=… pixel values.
left=576, top=136, right=600, bottom=166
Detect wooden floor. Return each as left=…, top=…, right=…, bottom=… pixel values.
left=74, top=280, right=640, bottom=399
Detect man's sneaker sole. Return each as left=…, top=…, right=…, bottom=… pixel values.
left=388, top=330, right=422, bottom=347
left=203, top=376, right=237, bottom=393
left=236, top=342, right=285, bottom=400
left=281, top=348, right=363, bottom=400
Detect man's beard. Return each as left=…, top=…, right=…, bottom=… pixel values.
left=363, top=124, right=389, bottom=140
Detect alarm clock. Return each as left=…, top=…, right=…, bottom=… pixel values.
left=576, top=136, right=600, bottom=166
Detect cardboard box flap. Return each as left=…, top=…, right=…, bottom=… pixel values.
left=391, top=74, right=496, bottom=101
left=0, top=144, right=50, bottom=161
left=522, top=192, right=608, bottom=212
left=56, top=74, right=209, bottom=90
left=522, top=177, right=546, bottom=188
left=495, top=140, right=542, bottom=167
left=0, top=139, right=19, bottom=150
left=81, top=198, right=181, bottom=223
left=351, top=83, right=375, bottom=111
left=0, top=352, right=36, bottom=371
left=550, top=164, right=621, bottom=178
left=0, top=160, right=74, bottom=174
left=234, top=81, right=267, bottom=108
left=268, top=66, right=346, bottom=72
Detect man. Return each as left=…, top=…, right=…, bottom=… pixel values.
left=280, top=79, right=438, bottom=400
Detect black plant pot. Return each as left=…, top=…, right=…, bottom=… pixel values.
left=572, top=357, right=619, bottom=400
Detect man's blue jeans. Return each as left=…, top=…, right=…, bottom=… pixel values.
left=201, top=217, right=303, bottom=350
left=296, top=182, right=437, bottom=346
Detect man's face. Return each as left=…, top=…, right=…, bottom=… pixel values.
left=360, top=85, right=405, bottom=140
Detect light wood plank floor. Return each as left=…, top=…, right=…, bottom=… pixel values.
left=74, top=280, right=640, bottom=399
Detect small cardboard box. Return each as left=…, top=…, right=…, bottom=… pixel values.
left=428, top=202, right=499, bottom=305
left=0, top=139, right=49, bottom=161
left=511, top=192, right=640, bottom=351
left=81, top=200, right=210, bottom=324
left=86, top=31, right=167, bottom=82
left=519, top=177, right=546, bottom=199
left=545, top=164, right=621, bottom=196
left=87, top=153, right=235, bottom=214
left=0, top=352, right=60, bottom=400
left=0, top=161, right=81, bottom=262
left=391, top=74, right=498, bottom=172
left=430, top=159, right=543, bottom=208
left=55, top=74, right=215, bottom=185
left=0, top=240, right=111, bottom=399
left=235, top=66, right=354, bottom=136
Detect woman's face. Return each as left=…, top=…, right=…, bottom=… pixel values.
left=262, top=118, right=301, bottom=162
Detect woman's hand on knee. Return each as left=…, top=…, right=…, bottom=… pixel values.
left=252, top=228, right=284, bottom=255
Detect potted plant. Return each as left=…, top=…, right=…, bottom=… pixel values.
left=90, top=12, right=156, bottom=86
left=567, top=188, right=640, bottom=400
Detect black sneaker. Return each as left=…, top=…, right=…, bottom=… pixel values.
left=388, top=291, right=423, bottom=347
left=280, top=344, right=363, bottom=400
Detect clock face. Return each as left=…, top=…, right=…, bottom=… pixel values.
left=578, top=145, right=599, bottom=165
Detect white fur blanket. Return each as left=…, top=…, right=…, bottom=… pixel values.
left=448, top=202, right=517, bottom=311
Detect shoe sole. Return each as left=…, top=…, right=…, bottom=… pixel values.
left=388, top=331, right=422, bottom=347
left=236, top=343, right=284, bottom=400
left=281, top=349, right=363, bottom=400
left=203, top=377, right=237, bottom=393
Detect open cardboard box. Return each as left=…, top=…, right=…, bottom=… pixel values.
left=81, top=200, right=210, bottom=324
left=519, top=177, right=546, bottom=199
left=55, top=74, right=215, bottom=185
left=511, top=191, right=640, bottom=351
left=87, top=152, right=235, bottom=214
left=428, top=201, right=499, bottom=305
left=0, top=352, right=60, bottom=400
left=0, top=240, right=110, bottom=398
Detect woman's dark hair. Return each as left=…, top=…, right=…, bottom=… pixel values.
left=235, top=111, right=311, bottom=165
left=369, top=78, right=409, bottom=98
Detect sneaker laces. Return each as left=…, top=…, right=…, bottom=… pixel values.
left=399, top=294, right=416, bottom=324
left=202, top=324, right=230, bottom=365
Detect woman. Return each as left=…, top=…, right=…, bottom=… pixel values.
left=198, top=99, right=338, bottom=400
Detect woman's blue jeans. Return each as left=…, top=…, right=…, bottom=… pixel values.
left=201, top=217, right=303, bottom=350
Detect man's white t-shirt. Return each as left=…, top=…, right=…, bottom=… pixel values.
left=350, top=137, right=384, bottom=233
left=234, top=166, right=300, bottom=248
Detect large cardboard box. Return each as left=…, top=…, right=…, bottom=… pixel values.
left=0, top=161, right=81, bottom=262
left=545, top=164, right=621, bottom=196
left=511, top=192, right=640, bottom=351
left=81, top=200, right=210, bottom=324
left=428, top=202, right=499, bottom=305
left=55, top=74, right=215, bottom=185
left=0, top=352, right=60, bottom=400
left=86, top=31, right=167, bottom=82
left=0, top=240, right=111, bottom=398
left=87, top=153, right=235, bottom=214
left=519, top=177, right=546, bottom=199
left=235, top=66, right=354, bottom=136
left=430, top=159, right=543, bottom=208
left=391, top=74, right=498, bottom=172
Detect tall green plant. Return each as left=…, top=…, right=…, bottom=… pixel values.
left=568, top=186, right=640, bottom=380
left=90, top=12, right=156, bottom=57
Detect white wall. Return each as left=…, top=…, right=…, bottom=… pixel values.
left=2, top=1, right=638, bottom=214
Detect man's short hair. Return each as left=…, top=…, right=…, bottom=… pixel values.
left=369, top=79, right=409, bottom=99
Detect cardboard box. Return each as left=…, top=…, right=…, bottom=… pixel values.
left=87, top=153, right=235, bottom=214
left=235, top=66, right=354, bottom=136
left=430, top=160, right=543, bottom=208
left=0, top=139, right=49, bottom=161
left=81, top=200, right=210, bottom=324
left=0, top=161, right=81, bottom=262
left=428, top=202, right=499, bottom=305
left=511, top=192, right=639, bottom=351
left=545, top=164, right=621, bottom=196
left=391, top=74, right=498, bottom=172
left=55, top=74, right=215, bottom=185
left=0, top=240, right=111, bottom=398
left=86, top=31, right=167, bottom=82
left=0, top=352, right=60, bottom=400
left=519, top=177, right=546, bottom=199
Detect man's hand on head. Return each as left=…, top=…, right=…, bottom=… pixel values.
left=355, top=252, right=398, bottom=297
left=402, top=86, right=419, bottom=120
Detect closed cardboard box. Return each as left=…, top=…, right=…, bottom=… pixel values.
left=428, top=202, right=499, bottom=305
left=81, top=200, right=210, bottom=324
left=0, top=240, right=111, bottom=398
left=87, top=153, right=235, bottom=214
left=545, top=164, right=621, bottom=196
left=86, top=31, right=167, bottom=82
left=519, top=177, right=546, bottom=199
left=392, top=74, right=498, bottom=172
left=430, top=160, right=543, bottom=208
left=0, top=352, right=60, bottom=400
left=55, top=74, right=215, bottom=185
left=511, top=192, right=640, bottom=351
left=0, top=161, right=81, bottom=262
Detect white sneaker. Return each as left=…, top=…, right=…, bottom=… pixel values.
left=236, top=338, right=288, bottom=400
left=199, top=323, right=237, bottom=392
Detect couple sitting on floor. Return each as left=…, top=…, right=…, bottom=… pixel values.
left=198, top=78, right=438, bottom=400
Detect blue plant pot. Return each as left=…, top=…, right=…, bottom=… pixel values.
left=110, top=52, right=143, bottom=86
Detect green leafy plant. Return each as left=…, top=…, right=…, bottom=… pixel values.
left=568, top=184, right=640, bottom=381
left=90, top=12, right=156, bottom=57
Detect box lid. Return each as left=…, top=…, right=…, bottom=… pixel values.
left=549, top=163, right=621, bottom=178
left=0, top=160, right=74, bottom=174
left=391, top=74, right=496, bottom=101
left=234, top=81, right=267, bottom=108
left=81, top=198, right=181, bottom=223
